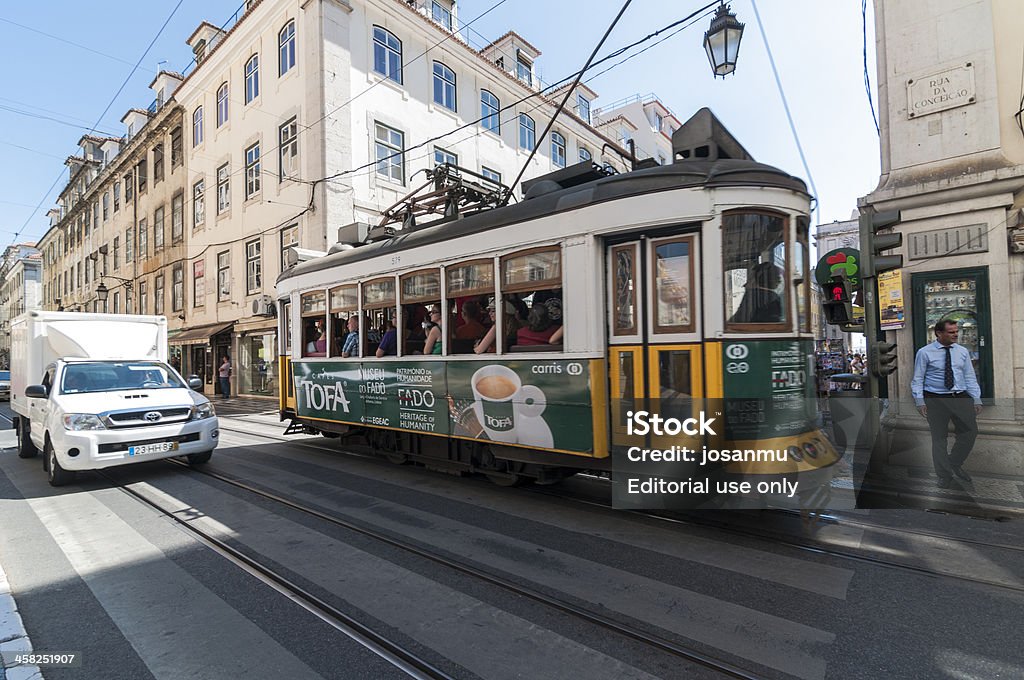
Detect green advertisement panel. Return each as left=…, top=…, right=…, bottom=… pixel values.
left=292, top=359, right=593, bottom=453
left=721, top=340, right=815, bottom=440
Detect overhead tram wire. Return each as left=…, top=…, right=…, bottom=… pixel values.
left=7, top=0, right=187, bottom=248
left=502, top=0, right=635, bottom=205
left=862, top=0, right=881, bottom=136
left=749, top=0, right=819, bottom=225
left=321, top=1, right=720, bottom=188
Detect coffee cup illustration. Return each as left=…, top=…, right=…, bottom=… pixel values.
left=471, top=365, right=546, bottom=443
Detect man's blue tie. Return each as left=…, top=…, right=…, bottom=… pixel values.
left=943, top=346, right=955, bottom=390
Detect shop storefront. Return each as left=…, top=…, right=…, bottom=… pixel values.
left=167, top=322, right=234, bottom=398
left=234, top=318, right=279, bottom=399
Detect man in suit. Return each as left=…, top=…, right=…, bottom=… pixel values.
left=910, top=319, right=982, bottom=488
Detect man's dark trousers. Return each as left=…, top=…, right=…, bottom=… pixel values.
left=924, top=391, right=977, bottom=478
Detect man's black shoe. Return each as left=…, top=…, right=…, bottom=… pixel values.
left=952, top=467, right=972, bottom=482
left=937, top=477, right=953, bottom=489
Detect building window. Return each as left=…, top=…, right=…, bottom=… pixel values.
left=193, top=179, right=205, bottom=227
left=217, top=251, right=230, bottom=301
left=113, top=291, right=120, bottom=314
left=655, top=112, right=664, bottom=132
left=480, top=90, right=499, bottom=134
left=245, top=143, right=261, bottom=198
left=170, top=126, right=182, bottom=167
left=551, top=131, right=566, bottom=168
left=154, top=205, right=165, bottom=250
left=138, top=218, right=148, bottom=259
left=139, top=280, right=148, bottom=315
left=217, top=163, right=230, bottom=213
left=279, top=20, right=296, bottom=76
left=193, top=260, right=205, bottom=307
left=516, top=53, right=532, bottom=86
left=172, top=263, right=184, bottom=311
left=245, top=54, right=259, bottom=103
left=434, top=146, right=457, bottom=167
left=280, top=224, right=298, bottom=270
left=124, top=173, right=133, bottom=201
left=113, top=181, right=120, bottom=212
left=171, top=192, right=183, bottom=243
left=102, top=192, right=110, bottom=221
left=372, top=27, right=402, bottom=84
left=154, top=274, right=165, bottom=315
left=113, top=237, right=120, bottom=270
left=279, top=117, right=298, bottom=181
left=246, top=239, right=262, bottom=294
left=431, top=1, right=452, bottom=30
left=519, top=114, right=535, bottom=150
left=577, top=94, right=590, bottom=123
left=193, top=106, right=204, bottom=146
left=153, top=143, right=164, bottom=183
left=125, top=228, right=133, bottom=263
left=432, top=62, right=456, bottom=111
left=579, top=146, right=592, bottom=163
left=136, top=160, right=147, bottom=194
left=481, top=166, right=501, bottom=183
left=216, top=82, right=229, bottom=127
left=374, top=123, right=404, bottom=184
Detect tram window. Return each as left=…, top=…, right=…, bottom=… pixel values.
left=611, top=244, right=637, bottom=336
left=657, top=350, right=693, bottom=421
left=329, top=284, right=358, bottom=357
left=363, top=278, right=397, bottom=356
left=795, top=216, right=811, bottom=333
left=502, top=248, right=562, bottom=351
left=446, top=260, right=493, bottom=354
left=651, top=237, right=694, bottom=334
left=723, top=213, right=788, bottom=327
left=401, top=270, right=441, bottom=355
left=300, top=291, right=327, bottom=357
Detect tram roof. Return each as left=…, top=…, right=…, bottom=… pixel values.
left=279, top=159, right=808, bottom=285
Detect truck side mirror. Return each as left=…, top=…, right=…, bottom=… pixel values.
left=25, top=384, right=48, bottom=398
left=188, top=376, right=202, bottom=391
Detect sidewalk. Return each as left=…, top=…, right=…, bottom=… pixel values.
left=0, top=561, right=41, bottom=680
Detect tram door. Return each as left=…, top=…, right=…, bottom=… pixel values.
left=606, top=236, right=704, bottom=454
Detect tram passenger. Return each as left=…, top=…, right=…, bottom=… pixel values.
left=728, top=262, right=783, bottom=323
left=305, top=318, right=327, bottom=355
left=455, top=301, right=486, bottom=340
left=376, top=320, right=398, bottom=357
left=516, top=304, right=559, bottom=346
left=474, top=299, right=523, bottom=354
left=341, top=316, right=360, bottom=358
left=422, top=307, right=443, bottom=355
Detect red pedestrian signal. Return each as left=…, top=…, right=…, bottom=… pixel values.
left=823, top=275, right=854, bottom=325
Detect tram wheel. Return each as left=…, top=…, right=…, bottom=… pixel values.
left=386, top=452, right=409, bottom=465
left=484, top=461, right=530, bottom=487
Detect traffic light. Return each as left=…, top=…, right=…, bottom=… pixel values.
left=859, top=209, right=902, bottom=278
left=870, top=341, right=898, bottom=377
left=822, top=274, right=854, bottom=325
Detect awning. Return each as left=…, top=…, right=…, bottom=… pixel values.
left=168, top=322, right=234, bottom=345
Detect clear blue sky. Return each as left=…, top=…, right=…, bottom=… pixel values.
left=0, top=0, right=881, bottom=247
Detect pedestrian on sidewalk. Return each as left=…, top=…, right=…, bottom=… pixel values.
left=218, top=355, right=232, bottom=399
left=910, top=319, right=982, bottom=488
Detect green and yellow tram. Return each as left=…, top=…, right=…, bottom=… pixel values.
left=277, top=145, right=837, bottom=503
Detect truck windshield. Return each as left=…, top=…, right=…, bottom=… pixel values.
left=61, top=362, right=185, bottom=394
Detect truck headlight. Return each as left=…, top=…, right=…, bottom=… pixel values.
left=194, top=402, right=216, bottom=420
left=63, top=414, right=106, bottom=431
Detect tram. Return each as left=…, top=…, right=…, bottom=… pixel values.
left=277, top=110, right=838, bottom=504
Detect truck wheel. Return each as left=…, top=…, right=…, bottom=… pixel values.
left=187, top=451, right=213, bottom=465
left=45, top=440, right=74, bottom=487
left=16, top=419, right=38, bottom=459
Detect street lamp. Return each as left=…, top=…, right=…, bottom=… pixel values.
left=96, top=275, right=134, bottom=305
left=704, top=1, right=745, bottom=78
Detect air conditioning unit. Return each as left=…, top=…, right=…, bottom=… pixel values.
left=252, top=295, right=276, bottom=317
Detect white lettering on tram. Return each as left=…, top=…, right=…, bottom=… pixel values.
left=300, top=380, right=352, bottom=413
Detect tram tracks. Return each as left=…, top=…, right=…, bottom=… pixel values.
left=219, top=422, right=1024, bottom=595
left=142, top=451, right=768, bottom=680
left=98, top=467, right=457, bottom=680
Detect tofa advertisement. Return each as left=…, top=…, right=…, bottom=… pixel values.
left=292, top=359, right=594, bottom=453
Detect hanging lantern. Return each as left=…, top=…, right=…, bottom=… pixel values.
left=704, top=2, right=745, bottom=78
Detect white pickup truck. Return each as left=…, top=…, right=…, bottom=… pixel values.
left=10, top=312, right=220, bottom=486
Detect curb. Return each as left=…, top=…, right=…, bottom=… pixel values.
left=0, top=562, right=41, bottom=680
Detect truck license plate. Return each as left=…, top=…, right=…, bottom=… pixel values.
left=128, top=441, right=178, bottom=456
